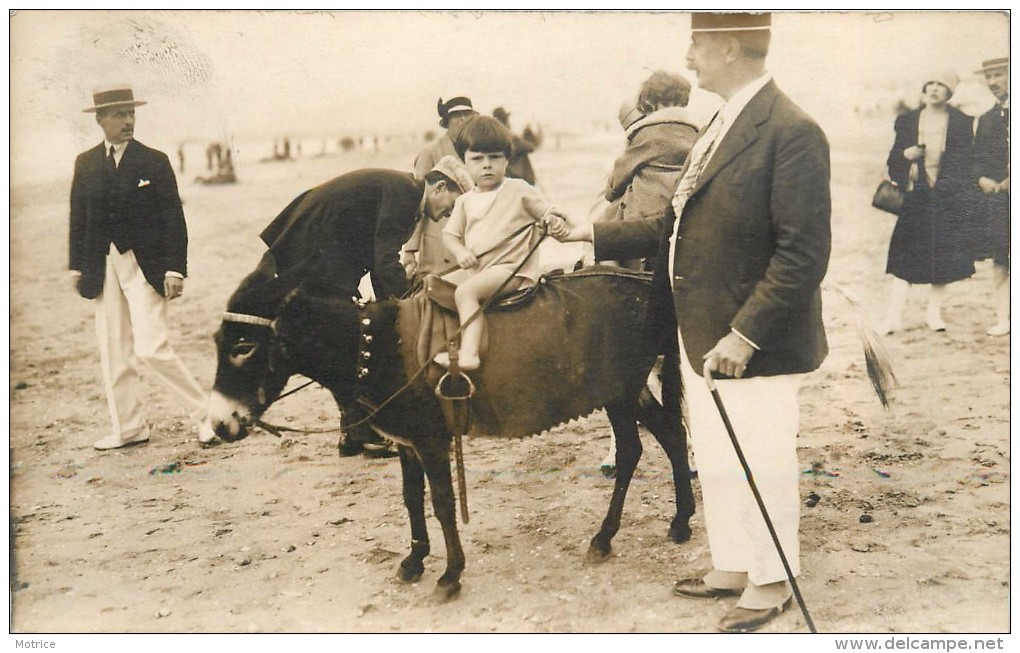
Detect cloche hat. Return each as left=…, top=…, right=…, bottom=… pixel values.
left=922, top=69, right=960, bottom=94
left=437, top=96, right=477, bottom=128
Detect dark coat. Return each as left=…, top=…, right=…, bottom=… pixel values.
left=971, top=103, right=1009, bottom=263
left=603, top=107, right=699, bottom=224
left=259, top=169, right=423, bottom=299
left=594, top=81, right=831, bottom=379
left=506, top=134, right=537, bottom=185
left=69, top=140, right=188, bottom=299
left=885, top=106, right=975, bottom=284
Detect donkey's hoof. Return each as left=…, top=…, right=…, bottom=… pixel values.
left=397, top=560, right=424, bottom=583
left=669, top=521, right=692, bottom=544
left=432, top=579, right=462, bottom=602
left=600, top=463, right=617, bottom=479
left=585, top=537, right=612, bottom=563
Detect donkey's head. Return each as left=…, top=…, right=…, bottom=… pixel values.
left=207, top=266, right=300, bottom=441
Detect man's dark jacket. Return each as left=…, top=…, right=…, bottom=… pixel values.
left=259, top=169, right=424, bottom=299
left=594, top=81, right=832, bottom=379
left=69, top=140, right=188, bottom=299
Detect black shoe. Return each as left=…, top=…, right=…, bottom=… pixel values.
left=673, top=577, right=742, bottom=599
left=717, top=597, right=792, bottom=633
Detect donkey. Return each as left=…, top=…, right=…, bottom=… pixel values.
left=207, top=264, right=694, bottom=600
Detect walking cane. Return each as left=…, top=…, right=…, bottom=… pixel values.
left=702, top=360, right=817, bottom=634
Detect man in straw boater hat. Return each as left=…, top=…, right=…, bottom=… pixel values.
left=69, top=85, right=212, bottom=450
left=548, top=12, right=831, bottom=632
left=972, top=57, right=1010, bottom=336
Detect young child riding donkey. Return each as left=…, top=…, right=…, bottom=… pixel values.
left=432, top=116, right=559, bottom=371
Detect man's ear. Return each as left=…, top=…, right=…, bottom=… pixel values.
left=724, top=34, right=745, bottom=63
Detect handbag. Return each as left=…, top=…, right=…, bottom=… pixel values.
left=872, top=179, right=904, bottom=214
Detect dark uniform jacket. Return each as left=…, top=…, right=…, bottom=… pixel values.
left=594, top=81, right=832, bottom=378
left=259, top=169, right=424, bottom=299
left=971, top=102, right=1010, bottom=262
left=69, top=140, right=188, bottom=299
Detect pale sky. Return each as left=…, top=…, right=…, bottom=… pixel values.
left=9, top=10, right=1010, bottom=186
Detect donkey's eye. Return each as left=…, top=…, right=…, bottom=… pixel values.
left=230, top=341, right=257, bottom=358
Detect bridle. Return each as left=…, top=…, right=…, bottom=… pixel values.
left=219, top=308, right=323, bottom=435
left=217, top=221, right=550, bottom=439
left=222, top=311, right=275, bottom=328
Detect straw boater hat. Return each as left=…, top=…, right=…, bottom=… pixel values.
left=975, top=57, right=1008, bottom=74
left=437, top=96, right=476, bottom=128
left=83, top=85, right=147, bottom=113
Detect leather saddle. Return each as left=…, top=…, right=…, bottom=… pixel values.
left=408, top=272, right=556, bottom=384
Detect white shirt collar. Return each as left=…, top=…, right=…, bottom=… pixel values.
left=718, top=72, right=773, bottom=129
left=104, top=140, right=128, bottom=155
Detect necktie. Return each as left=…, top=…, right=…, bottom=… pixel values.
left=106, top=145, right=117, bottom=175
left=668, top=113, right=724, bottom=284
left=671, top=112, right=724, bottom=218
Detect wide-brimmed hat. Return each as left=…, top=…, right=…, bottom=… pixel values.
left=430, top=155, right=474, bottom=194
left=83, top=85, right=147, bottom=113
left=922, top=69, right=960, bottom=94
left=437, top=96, right=477, bottom=128
left=975, top=57, right=1008, bottom=74
left=493, top=106, right=511, bottom=124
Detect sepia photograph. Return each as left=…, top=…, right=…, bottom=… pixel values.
left=7, top=8, right=1012, bottom=641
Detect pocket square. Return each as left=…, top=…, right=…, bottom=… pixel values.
left=137, top=179, right=151, bottom=188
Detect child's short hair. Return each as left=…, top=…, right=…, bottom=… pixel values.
left=637, top=70, right=692, bottom=114
left=454, top=115, right=512, bottom=159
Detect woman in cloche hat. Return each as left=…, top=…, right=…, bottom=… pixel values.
left=879, top=69, right=976, bottom=335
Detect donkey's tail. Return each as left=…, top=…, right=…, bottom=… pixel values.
left=823, top=283, right=898, bottom=408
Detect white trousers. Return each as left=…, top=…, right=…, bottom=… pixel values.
left=677, top=330, right=802, bottom=586
left=94, top=245, right=205, bottom=440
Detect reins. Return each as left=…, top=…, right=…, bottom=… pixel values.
left=221, top=221, right=549, bottom=438
left=345, top=221, right=549, bottom=431
left=399, top=220, right=537, bottom=300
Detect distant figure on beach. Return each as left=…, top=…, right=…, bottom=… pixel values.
left=879, top=70, right=974, bottom=335
left=971, top=57, right=1010, bottom=337
left=196, top=141, right=237, bottom=185
left=493, top=106, right=538, bottom=185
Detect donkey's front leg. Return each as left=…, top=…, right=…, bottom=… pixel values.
left=588, top=400, right=643, bottom=562
left=417, top=436, right=465, bottom=602
left=397, top=446, right=430, bottom=582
